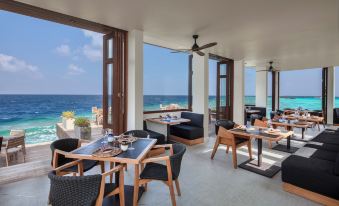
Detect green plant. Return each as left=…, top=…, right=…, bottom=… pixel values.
left=62, top=111, right=75, bottom=119
left=74, top=117, right=90, bottom=127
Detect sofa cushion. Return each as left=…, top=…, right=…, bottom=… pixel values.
left=335, top=154, right=339, bottom=176
left=294, top=147, right=337, bottom=162
left=181, top=112, right=203, bottom=128
left=170, top=124, right=203, bottom=140
left=305, top=142, right=339, bottom=153
left=282, top=155, right=339, bottom=199
left=311, top=133, right=339, bottom=145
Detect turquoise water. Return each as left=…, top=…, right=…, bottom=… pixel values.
left=0, top=95, right=334, bottom=145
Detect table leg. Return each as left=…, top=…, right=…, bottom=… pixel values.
left=317, top=122, right=320, bottom=131
left=133, top=164, right=140, bottom=206
left=287, top=136, right=291, bottom=150
left=167, top=124, right=171, bottom=143
left=301, top=128, right=305, bottom=139
left=257, top=139, right=262, bottom=167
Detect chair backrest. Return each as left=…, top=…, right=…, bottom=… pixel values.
left=254, top=119, right=268, bottom=128
left=6, top=135, right=25, bottom=150
left=10, top=129, right=25, bottom=137
left=50, top=138, right=79, bottom=167
left=181, top=112, right=204, bottom=128
left=48, top=171, right=101, bottom=206
left=124, top=130, right=149, bottom=138
left=215, top=119, right=235, bottom=135
left=170, top=143, right=186, bottom=179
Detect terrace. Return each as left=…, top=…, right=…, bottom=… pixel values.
left=1, top=0, right=339, bottom=206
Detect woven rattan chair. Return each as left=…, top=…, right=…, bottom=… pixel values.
left=48, top=163, right=125, bottom=206
left=50, top=138, right=104, bottom=176
left=137, top=143, right=186, bottom=206
left=0, top=135, right=26, bottom=166
left=211, top=126, right=252, bottom=169
left=215, top=119, right=238, bottom=135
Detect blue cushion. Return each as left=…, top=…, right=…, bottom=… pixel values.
left=181, top=112, right=203, bottom=128
left=335, top=153, right=339, bottom=176
left=170, top=124, right=203, bottom=140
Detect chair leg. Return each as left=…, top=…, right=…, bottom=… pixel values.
left=100, top=161, right=105, bottom=173
left=247, top=141, right=252, bottom=160
left=5, top=154, right=9, bottom=167
left=174, top=179, right=181, bottom=196
left=226, top=146, right=230, bottom=154
left=133, top=165, right=140, bottom=206
left=268, top=141, right=272, bottom=149
left=231, top=145, right=237, bottom=169
left=211, top=137, right=220, bottom=159
left=119, top=168, right=125, bottom=206
left=168, top=180, right=177, bottom=206
left=110, top=162, right=114, bottom=183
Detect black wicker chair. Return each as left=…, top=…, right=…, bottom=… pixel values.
left=123, top=130, right=150, bottom=138
left=48, top=163, right=125, bottom=206
left=50, top=138, right=102, bottom=176
left=215, top=120, right=236, bottom=135
left=137, top=143, right=186, bottom=206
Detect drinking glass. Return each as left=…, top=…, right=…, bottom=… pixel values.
left=128, top=132, right=135, bottom=150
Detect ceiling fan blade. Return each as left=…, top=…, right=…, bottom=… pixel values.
left=196, top=42, right=217, bottom=50
left=196, top=50, right=205, bottom=56
left=171, top=49, right=191, bottom=53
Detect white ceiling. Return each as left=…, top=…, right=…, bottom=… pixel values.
left=16, top=0, right=339, bottom=70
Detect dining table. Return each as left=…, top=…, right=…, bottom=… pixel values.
left=228, top=127, right=293, bottom=178
left=65, top=137, right=157, bottom=206
left=270, top=119, right=313, bottom=140
left=283, top=115, right=325, bottom=131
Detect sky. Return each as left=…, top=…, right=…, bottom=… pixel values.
left=1, top=10, right=338, bottom=96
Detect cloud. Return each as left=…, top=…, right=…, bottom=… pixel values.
left=67, top=64, right=85, bottom=75
left=82, top=30, right=103, bottom=61
left=55, top=44, right=71, bottom=56
left=0, top=53, right=43, bottom=78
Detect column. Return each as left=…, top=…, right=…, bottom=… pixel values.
left=233, top=60, right=245, bottom=124
left=127, top=30, right=144, bottom=130
left=255, top=67, right=268, bottom=107
left=192, top=53, right=209, bottom=138
left=327, top=66, right=335, bottom=124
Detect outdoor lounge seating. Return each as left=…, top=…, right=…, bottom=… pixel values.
left=50, top=138, right=103, bottom=176
left=48, top=163, right=125, bottom=206
left=170, top=112, right=204, bottom=145
left=138, top=143, right=186, bottom=206
left=211, top=126, right=252, bottom=169
left=333, top=108, right=339, bottom=125
left=281, top=129, right=339, bottom=205
left=0, top=135, right=26, bottom=167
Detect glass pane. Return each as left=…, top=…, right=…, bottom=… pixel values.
left=108, top=38, right=113, bottom=59
left=107, top=64, right=113, bottom=124
left=220, top=64, right=227, bottom=75
left=220, top=78, right=227, bottom=107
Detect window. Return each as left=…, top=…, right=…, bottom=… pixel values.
left=143, top=44, right=191, bottom=112
left=279, top=68, right=322, bottom=110
left=245, top=67, right=256, bottom=105
left=335, top=67, right=339, bottom=108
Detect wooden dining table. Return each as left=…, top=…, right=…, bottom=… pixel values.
left=270, top=119, right=313, bottom=139
left=283, top=115, right=325, bottom=131
left=65, top=137, right=157, bottom=206
left=229, top=127, right=293, bottom=178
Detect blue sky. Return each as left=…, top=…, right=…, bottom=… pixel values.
left=0, top=10, right=338, bottom=96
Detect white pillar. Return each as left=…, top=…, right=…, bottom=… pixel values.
left=127, top=30, right=144, bottom=130
left=327, top=66, right=335, bottom=124
left=255, top=67, right=268, bottom=107
left=192, top=53, right=209, bottom=138
left=233, top=60, right=245, bottom=124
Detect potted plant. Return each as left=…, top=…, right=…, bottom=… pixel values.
left=74, top=117, right=91, bottom=140
left=61, top=111, right=75, bottom=130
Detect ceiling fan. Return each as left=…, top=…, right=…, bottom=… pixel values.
left=256, top=61, right=279, bottom=72
left=171, top=35, right=217, bottom=56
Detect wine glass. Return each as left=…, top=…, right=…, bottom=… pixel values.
left=128, top=132, right=135, bottom=150
left=101, top=129, right=108, bottom=145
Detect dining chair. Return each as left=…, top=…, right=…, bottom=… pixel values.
left=48, top=162, right=125, bottom=206
left=137, top=143, right=186, bottom=206
left=254, top=119, right=276, bottom=148
left=50, top=138, right=104, bottom=176
left=0, top=135, right=26, bottom=166
left=215, top=119, right=239, bottom=135
left=211, top=126, right=252, bottom=169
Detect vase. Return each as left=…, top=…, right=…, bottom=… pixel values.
left=62, top=117, right=75, bottom=130
left=74, top=126, right=91, bottom=140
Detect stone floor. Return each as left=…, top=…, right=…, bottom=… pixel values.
left=0, top=125, right=330, bottom=206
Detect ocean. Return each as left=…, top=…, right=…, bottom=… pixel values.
left=0, top=95, right=331, bottom=144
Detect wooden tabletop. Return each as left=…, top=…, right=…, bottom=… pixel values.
left=283, top=115, right=324, bottom=122
left=229, top=128, right=293, bottom=142
left=146, top=117, right=191, bottom=125
left=270, top=120, right=311, bottom=128
left=65, top=137, right=157, bottom=164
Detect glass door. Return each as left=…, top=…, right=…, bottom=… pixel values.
left=216, top=61, right=233, bottom=120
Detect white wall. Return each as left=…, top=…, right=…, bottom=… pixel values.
left=192, top=53, right=209, bottom=138
left=127, top=30, right=144, bottom=130
left=327, top=66, right=335, bottom=124
left=255, top=67, right=267, bottom=107
left=233, top=60, right=245, bottom=124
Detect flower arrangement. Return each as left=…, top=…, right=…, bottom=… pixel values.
left=74, top=117, right=90, bottom=127
left=62, top=111, right=75, bottom=119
